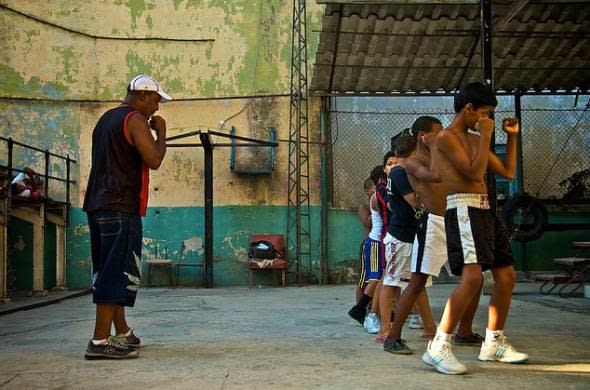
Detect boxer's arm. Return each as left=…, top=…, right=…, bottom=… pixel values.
left=128, top=114, right=167, bottom=169
left=488, top=118, right=518, bottom=179
left=405, top=156, right=440, bottom=183
left=437, top=124, right=491, bottom=181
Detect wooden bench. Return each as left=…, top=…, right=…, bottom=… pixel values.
left=536, top=255, right=590, bottom=298
left=536, top=273, right=574, bottom=295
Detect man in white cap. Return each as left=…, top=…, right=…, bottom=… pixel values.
left=83, top=75, right=172, bottom=359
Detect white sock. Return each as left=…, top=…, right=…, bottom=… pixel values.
left=485, top=328, right=503, bottom=344
left=91, top=338, right=107, bottom=346
left=432, top=327, right=452, bottom=349
left=116, top=329, right=132, bottom=337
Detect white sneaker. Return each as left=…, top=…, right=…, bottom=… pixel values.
left=478, top=335, right=529, bottom=364
left=363, top=313, right=380, bottom=334
left=422, top=340, right=467, bottom=375
left=409, top=314, right=424, bottom=329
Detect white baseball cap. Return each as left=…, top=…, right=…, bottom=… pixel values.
left=128, top=75, right=172, bottom=102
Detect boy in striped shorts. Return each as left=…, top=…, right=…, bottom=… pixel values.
left=423, top=82, right=528, bottom=375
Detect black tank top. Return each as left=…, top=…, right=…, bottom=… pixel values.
left=83, top=106, right=145, bottom=215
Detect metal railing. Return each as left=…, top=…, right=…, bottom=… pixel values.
left=1, top=136, right=77, bottom=212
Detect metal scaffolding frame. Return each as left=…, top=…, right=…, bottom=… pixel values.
left=166, top=130, right=278, bottom=288
left=481, top=0, right=497, bottom=212
left=287, top=0, right=312, bottom=285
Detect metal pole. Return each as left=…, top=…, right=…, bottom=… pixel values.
left=481, top=0, right=497, bottom=212
left=44, top=151, right=50, bottom=196
left=319, top=97, right=329, bottom=285
left=7, top=138, right=13, bottom=213
left=514, top=93, right=524, bottom=194
left=514, top=93, right=527, bottom=271
left=44, top=150, right=50, bottom=226
left=200, top=132, right=214, bottom=288
left=66, top=155, right=71, bottom=222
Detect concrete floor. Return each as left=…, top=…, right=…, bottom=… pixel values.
left=0, top=282, right=589, bottom=389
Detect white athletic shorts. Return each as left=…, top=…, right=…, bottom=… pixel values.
left=411, top=214, right=448, bottom=285
left=383, top=233, right=412, bottom=288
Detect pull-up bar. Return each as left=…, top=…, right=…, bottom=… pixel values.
left=166, top=129, right=279, bottom=288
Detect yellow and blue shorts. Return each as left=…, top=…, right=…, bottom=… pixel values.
left=358, top=237, right=384, bottom=288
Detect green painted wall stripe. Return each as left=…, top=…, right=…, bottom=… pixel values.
left=7, top=207, right=590, bottom=290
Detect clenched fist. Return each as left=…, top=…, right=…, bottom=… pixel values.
left=502, top=117, right=519, bottom=135
left=475, top=116, right=495, bottom=137
left=149, top=115, right=167, bottom=137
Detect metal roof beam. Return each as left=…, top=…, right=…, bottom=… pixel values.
left=317, top=1, right=478, bottom=4
left=313, top=64, right=588, bottom=71
left=316, top=0, right=588, bottom=4
left=312, top=29, right=590, bottom=39
left=310, top=90, right=590, bottom=96
left=497, top=0, right=530, bottom=29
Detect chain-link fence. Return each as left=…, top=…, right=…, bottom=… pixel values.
left=330, top=95, right=589, bottom=210
left=521, top=98, right=590, bottom=200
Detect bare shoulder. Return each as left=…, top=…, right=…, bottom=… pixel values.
left=405, top=154, right=419, bottom=167
left=127, top=111, right=148, bottom=128
left=405, top=154, right=426, bottom=173
left=436, top=128, right=459, bottom=148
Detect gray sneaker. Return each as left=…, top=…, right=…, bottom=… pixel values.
left=363, top=313, right=381, bottom=334
left=112, top=329, right=141, bottom=348
left=409, top=314, right=424, bottom=330
left=85, top=338, right=138, bottom=360
left=383, top=339, right=413, bottom=355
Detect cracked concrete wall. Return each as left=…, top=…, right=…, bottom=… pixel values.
left=1, top=0, right=325, bottom=207
left=1, top=1, right=345, bottom=288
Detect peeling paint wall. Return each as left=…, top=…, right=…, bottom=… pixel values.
left=0, top=0, right=323, bottom=99
left=76, top=97, right=324, bottom=207
left=0, top=0, right=338, bottom=288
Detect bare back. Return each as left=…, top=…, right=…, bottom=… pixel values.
left=406, top=154, right=447, bottom=216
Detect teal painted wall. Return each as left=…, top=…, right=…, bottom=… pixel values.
left=514, top=210, right=590, bottom=271
left=66, top=206, right=338, bottom=288
left=516, top=230, right=590, bottom=271
left=325, top=210, right=364, bottom=284
left=14, top=205, right=587, bottom=289
left=6, top=219, right=33, bottom=290
left=7, top=218, right=56, bottom=290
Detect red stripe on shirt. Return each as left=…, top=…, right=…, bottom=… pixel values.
left=123, top=111, right=139, bottom=145
left=139, top=163, right=149, bottom=217
left=375, top=190, right=389, bottom=237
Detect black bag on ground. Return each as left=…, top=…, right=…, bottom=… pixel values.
left=249, top=240, right=276, bottom=259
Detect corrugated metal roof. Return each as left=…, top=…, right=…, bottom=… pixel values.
left=311, top=1, right=590, bottom=94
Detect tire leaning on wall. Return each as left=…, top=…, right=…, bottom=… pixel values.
left=501, top=194, right=548, bottom=242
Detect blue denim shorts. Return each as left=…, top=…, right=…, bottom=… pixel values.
left=88, top=210, right=142, bottom=307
